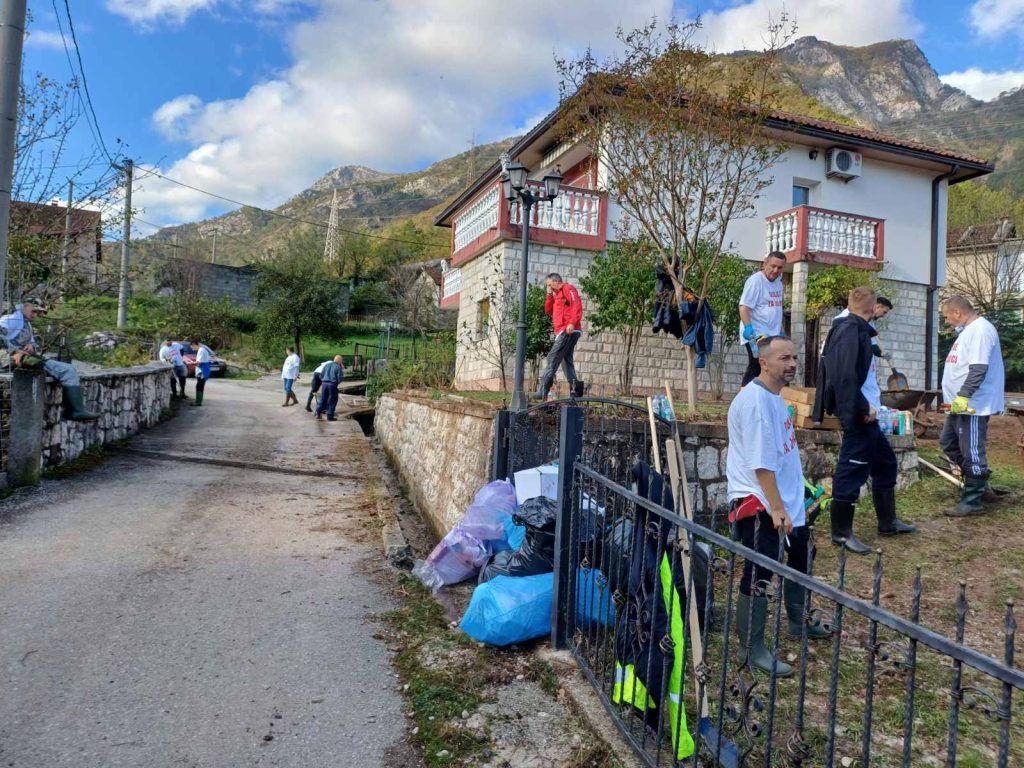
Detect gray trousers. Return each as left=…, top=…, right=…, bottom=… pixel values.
left=43, top=359, right=80, bottom=387
left=940, top=414, right=990, bottom=480
left=538, top=331, right=581, bottom=395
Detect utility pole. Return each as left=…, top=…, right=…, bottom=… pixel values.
left=0, top=0, right=28, bottom=306
left=116, top=159, right=133, bottom=328
left=211, top=228, right=217, bottom=264
left=61, top=179, right=74, bottom=291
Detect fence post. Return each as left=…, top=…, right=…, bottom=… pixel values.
left=552, top=405, right=584, bottom=649
left=7, top=370, right=44, bottom=487
left=491, top=408, right=511, bottom=482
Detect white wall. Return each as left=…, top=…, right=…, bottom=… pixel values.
left=605, top=142, right=947, bottom=286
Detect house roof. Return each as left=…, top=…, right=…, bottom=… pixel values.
left=435, top=103, right=996, bottom=228
left=10, top=201, right=101, bottom=237
left=949, top=219, right=1020, bottom=249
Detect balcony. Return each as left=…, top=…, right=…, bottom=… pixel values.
left=765, top=205, right=884, bottom=267
left=449, top=179, right=608, bottom=266
left=440, top=267, right=461, bottom=309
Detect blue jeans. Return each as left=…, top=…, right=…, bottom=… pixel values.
left=43, top=359, right=80, bottom=387
left=317, top=381, right=339, bottom=418
left=283, top=378, right=295, bottom=395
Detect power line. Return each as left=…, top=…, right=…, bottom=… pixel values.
left=58, top=0, right=114, bottom=163
left=135, top=166, right=449, bottom=249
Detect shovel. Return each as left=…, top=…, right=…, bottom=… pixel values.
left=887, top=367, right=909, bottom=391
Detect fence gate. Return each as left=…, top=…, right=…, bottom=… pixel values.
left=495, top=400, right=1024, bottom=767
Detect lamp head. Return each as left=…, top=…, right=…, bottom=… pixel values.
left=506, top=162, right=528, bottom=191
left=542, top=166, right=563, bottom=199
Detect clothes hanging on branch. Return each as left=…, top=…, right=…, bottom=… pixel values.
left=650, top=262, right=715, bottom=368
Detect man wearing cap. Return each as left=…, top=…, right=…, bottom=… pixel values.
left=0, top=298, right=99, bottom=421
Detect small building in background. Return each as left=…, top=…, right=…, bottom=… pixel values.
left=10, top=200, right=102, bottom=289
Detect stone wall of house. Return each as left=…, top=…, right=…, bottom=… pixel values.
left=38, top=363, right=173, bottom=468
left=375, top=391, right=499, bottom=537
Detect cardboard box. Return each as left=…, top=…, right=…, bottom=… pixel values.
left=514, top=464, right=560, bottom=506
left=787, top=401, right=816, bottom=417
left=781, top=386, right=816, bottom=405
left=794, top=414, right=841, bottom=430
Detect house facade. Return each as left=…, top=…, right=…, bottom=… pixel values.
left=10, top=201, right=103, bottom=287
left=945, top=219, right=1024, bottom=322
left=435, top=108, right=993, bottom=396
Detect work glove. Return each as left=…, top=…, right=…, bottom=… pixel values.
left=742, top=324, right=756, bottom=341
left=880, top=351, right=893, bottom=363
left=950, top=395, right=972, bottom=415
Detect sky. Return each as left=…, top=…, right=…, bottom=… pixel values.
left=21, top=0, right=1024, bottom=234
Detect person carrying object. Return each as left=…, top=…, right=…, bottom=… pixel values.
left=281, top=346, right=301, bottom=406
left=306, top=359, right=331, bottom=412
left=828, top=295, right=894, bottom=362
left=191, top=340, right=212, bottom=407
left=738, top=251, right=786, bottom=387
left=159, top=339, right=189, bottom=399
left=727, top=335, right=829, bottom=678
left=0, top=297, right=99, bottom=421
left=315, top=355, right=345, bottom=421
left=813, top=286, right=916, bottom=556
left=939, top=296, right=1006, bottom=516
left=532, top=273, right=585, bottom=401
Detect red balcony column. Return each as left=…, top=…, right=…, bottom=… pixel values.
left=796, top=205, right=809, bottom=261
left=875, top=219, right=885, bottom=265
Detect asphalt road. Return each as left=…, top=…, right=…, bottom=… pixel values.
left=0, top=377, right=407, bottom=767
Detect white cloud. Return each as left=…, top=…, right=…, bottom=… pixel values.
left=152, top=94, right=203, bottom=140
left=968, top=0, right=1024, bottom=38
left=697, top=0, right=922, bottom=52
left=105, top=0, right=219, bottom=25
left=24, top=30, right=67, bottom=50
left=940, top=67, right=1024, bottom=100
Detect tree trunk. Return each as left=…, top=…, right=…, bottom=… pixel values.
left=684, top=345, right=697, bottom=411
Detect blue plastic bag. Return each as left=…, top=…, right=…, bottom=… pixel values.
left=575, top=567, right=616, bottom=630
left=459, top=573, right=553, bottom=646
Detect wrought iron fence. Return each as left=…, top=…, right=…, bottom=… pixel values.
left=498, top=400, right=1024, bottom=767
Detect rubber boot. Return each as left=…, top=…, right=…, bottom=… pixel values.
left=282, top=395, right=291, bottom=407
left=981, top=483, right=1010, bottom=503
left=784, top=580, right=830, bottom=639
left=191, top=390, right=204, bottom=406
left=944, top=477, right=987, bottom=517
left=288, top=391, right=298, bottom=406
left=829, top=500, right=871, bottom=555
left=873, top=486, right=916, bottom=536
left=63, top=386, right=100, bottom=421
left=736, top=594, right=793, bottom=677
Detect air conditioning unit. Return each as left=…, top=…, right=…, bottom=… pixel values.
left=825, top=148, right=862, bottom=180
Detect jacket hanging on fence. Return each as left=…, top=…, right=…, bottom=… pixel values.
left=610, top=461, right=694, bottom=761
left=650, top=263, right=715, bottom=369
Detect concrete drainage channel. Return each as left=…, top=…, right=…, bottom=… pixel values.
left=367, top=435, right=638, bottom=768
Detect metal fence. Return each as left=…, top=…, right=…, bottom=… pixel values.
left=494, top=401, right=1024, bottom=767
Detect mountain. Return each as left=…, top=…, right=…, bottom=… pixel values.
left=145, top=137, right=516, bottom=265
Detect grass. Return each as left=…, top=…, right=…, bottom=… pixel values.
left=301, top=333, right=417, bottom=370
left=41, top=445, right=109, bottom=480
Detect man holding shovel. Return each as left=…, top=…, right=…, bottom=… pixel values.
left=726, top=335, right=829, bottom=678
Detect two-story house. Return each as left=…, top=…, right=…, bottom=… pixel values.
left=435, top=106, right=993, bottom=396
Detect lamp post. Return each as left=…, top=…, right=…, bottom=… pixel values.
left=505, top=162, right=562, bottom=411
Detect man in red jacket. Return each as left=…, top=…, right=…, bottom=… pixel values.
left=532, top=272, right=585, bottom=400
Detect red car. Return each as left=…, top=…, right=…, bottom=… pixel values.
left=176, top=343, right=228, bottom=378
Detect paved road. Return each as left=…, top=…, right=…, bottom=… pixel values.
left=0, top=377, right=407, bottom=767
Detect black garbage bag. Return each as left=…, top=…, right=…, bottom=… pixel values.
left=479, top=497, right=557, bottom=583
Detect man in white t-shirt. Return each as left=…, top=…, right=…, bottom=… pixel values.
left=305, top=359, right=332, bottom=412
left=939, top=295, right=1006, bottom=516
left=159, top=340, right=188, bottom=399
left=738, top=251, right=786, bottom=387
left=727, top=335, right=828, bottom=677
left=281, top=347, right=301, bottom=406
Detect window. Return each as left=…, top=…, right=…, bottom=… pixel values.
left=792, top=184, right=810, bottom=206
left=477, top=297, right=490, bottom=333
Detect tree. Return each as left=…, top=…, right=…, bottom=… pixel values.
left=688, top=245, right=752, bottom=399
left=254, top=229, right=348, bottom=357
left=806, top=265, right=882, bottom=318
left=524, top=283, right=554, bottom=391
left=457, top=253, right=517, bottom=391
left=948, top=181, right=1024, bottom=234
left=579, top=239, right=656, bottom=394
left=556, top=17, right=793, bottom=405
left=944, top=240, right=1024, bottom=317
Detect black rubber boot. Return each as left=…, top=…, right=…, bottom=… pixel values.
left=784, top=580, right=830, bottom=639
left=736, top=594, right=793, bottom=677
left=981, top=483, right=1011, bottom=503
left=873, top=486, right=916, bottom=536
left=944, top=477, right=987, bottom=517
left=830, top=500, right=872, bottom=555
left=63, top=386, right=100, bottom=421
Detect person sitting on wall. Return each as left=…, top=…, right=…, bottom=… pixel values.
left=0, top=297, right=99, bottom=421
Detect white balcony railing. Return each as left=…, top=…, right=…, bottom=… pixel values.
left=453, top=186, right=500, bottom=252
left=509, top=184, right=601, bottom=236
left=765, top=205, right=883, bottom=262
left=441, top=267, right=462, bottom=300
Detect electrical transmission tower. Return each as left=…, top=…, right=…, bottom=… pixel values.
left=323, top=189, right=340, bottom=263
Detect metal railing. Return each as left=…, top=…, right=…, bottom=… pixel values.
left=493, top=401, right=1023, bottom=767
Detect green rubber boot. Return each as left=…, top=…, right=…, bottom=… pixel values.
left=944, top=477, right=987, bottom=517
left=784, top=580, right=830, bottom=639
left=191, top=389, right=204, bottom=406
left=736, top=593, right=793, bottom=677
left=63, top=386, right=99, bottom=421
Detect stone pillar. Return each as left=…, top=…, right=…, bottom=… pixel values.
left=8, top=369, right=44, bottom=487
left=790, top=260, right=809, bottom=383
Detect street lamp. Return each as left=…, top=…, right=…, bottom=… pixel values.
left=506, top=162, right=562, bottom=412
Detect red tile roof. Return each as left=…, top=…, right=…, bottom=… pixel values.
left=10, top=201, right=101, bottom=237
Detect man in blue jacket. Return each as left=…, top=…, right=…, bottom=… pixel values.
left=813, top=287, right=916, bottom=554
left=315, top=355, right=345, bottom=421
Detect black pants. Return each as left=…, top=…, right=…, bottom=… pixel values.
left=735, top=509, right=812, bottom=596
left=939, top=414, right=990, bottom=480
left=832, top=422, right=897, bottom=502
left=538, top=330, right=581, bottom=395
left=195, top=377, right=206, bottom=396
left=741, top=343, right=761, bottom=386
left=306, top=372, right=323, bottom=409
left=317, top=381, right=339, bottom=418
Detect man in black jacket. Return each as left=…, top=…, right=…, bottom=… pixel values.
left=813, top=286, right=916, bottom=554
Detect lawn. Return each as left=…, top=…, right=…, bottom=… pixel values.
left=300, top=333, right=418, bottom=370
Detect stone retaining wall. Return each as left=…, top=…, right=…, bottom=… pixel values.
left=376, top=393, right=919, bottom=537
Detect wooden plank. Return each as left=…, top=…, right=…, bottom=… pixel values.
left=781, top=386, right=816, bottom=405
left=794, top=414, right=840, bottom=430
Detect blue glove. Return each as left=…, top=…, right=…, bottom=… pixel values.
left=742, top=324, right=756, bottom=341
